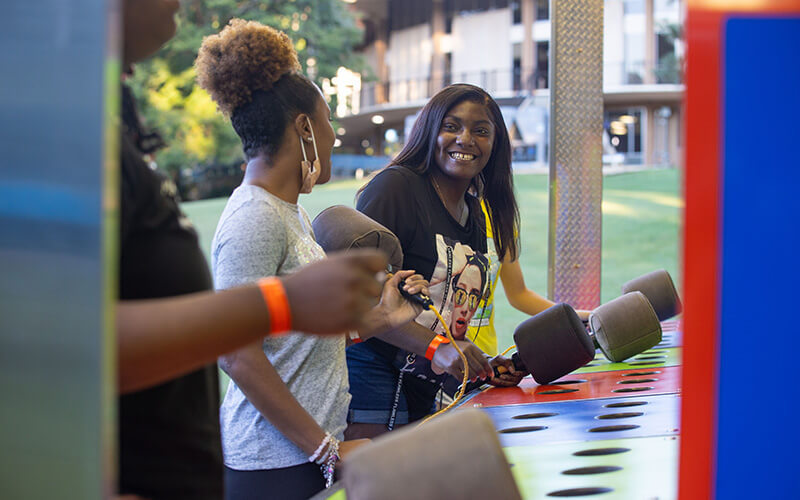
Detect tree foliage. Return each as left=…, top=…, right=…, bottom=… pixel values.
left=129, top=0, right=365, bottom=177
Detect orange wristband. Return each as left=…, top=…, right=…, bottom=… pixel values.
left=258, top=277, right=292, bottom=334
left=425, top=334, right=451, bottom=360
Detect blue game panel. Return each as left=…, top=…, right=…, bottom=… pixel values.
left=653, top=328, right=682, bottom=348
left=478, top=393, right=680, bottom=447
left=719, top=16, right=800, bottom=499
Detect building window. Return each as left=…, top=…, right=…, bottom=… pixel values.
left=604, top=109, right=643, bottom=164
left=512, top=43, right=521, bottom=90
left=511, top=1, right=522, bottom=24
left=623, top=0, right=645, bottom=14
left=536, top=0, right=549, bottom=20
left=535, top=41, right=549, bottom=89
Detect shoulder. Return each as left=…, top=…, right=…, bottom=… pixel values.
left=215, top=188, right=287, bottom=246
left=359, top=166, right=425, bottom=205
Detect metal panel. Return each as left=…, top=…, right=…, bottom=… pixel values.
left=547, top=0, right=604, bottom=309
left=0, top=0, right=118, bottom=498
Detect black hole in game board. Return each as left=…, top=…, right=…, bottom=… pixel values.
left=547, top=487, right=614, bottom=497
left=583, top=363, right=599, bottom=367
left=588, top=424, right=640, bottom=433
left=604, top=401, right=648, bottom=408
left=596, top=412, right=644, bottom=420
left=628, top=361, right=665, bottom=366
left=498, top=425, right=548, bottom=434
left=573, top=447, right=631, bottom=457
left=612, top=387, right=653, bottom=393
left=645, top=349, right=668, bottom=354
left=621, top=371, right=661, bottom=377
left=562, top=466, right=623, bottom=475
left=547, top=379, right=587, bottom=385
left=513, top=412, right=559, bottom=420
left=635, top=355, right=667, bottom=361
left=538, top=388, right=579, bottom=395
left=617, top=378, right=658, bottom=384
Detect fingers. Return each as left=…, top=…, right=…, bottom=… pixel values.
left=391, top=270, right=430, bottom=296
left=489, top=373, right=524, bottom=387
left=401, top=273, right=429, bottom=296
left=460, top=344, right=491, bottom=381
left=491, top=356, right=516, bottom=374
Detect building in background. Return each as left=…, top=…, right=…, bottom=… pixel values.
left=330, top=0, right=683, bottom=170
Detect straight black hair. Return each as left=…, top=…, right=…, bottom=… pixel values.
left=389, top=84, right=519, bottom=261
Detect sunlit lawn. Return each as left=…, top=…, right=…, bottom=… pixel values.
left=183, top=169, right=682, bottom=352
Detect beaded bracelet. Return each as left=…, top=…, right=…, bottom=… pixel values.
left=320, top=437, right=340, bottom=488
left=308, top=432, right=332, bottom=463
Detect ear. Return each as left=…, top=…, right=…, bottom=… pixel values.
left=293, top=113, right=312, bottom=141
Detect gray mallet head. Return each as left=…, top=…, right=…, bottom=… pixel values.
left=621, top=269, right=682, bottom=321
left=312, top=205, right=404, bottom=272
left=341, top=409, right=522, bottom=500
left=513, top=303, right=595, bottom=385
left=590, top=291, right=662, bottom=362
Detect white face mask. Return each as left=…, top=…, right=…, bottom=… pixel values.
left=299, top=117, right=321, bottom=194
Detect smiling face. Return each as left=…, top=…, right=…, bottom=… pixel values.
left=434, top=100, right=496, bottom=183
left=451, top=263, right=484, bottom=339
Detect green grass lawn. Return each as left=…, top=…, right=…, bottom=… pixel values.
left=183, top=168, right=681, bottom=352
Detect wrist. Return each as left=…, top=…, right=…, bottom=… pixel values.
left=358, top=305, right=391, bottom=339
left=257, top=277, right=292, bottom=334
left=425, top=334, right=451, bottom=360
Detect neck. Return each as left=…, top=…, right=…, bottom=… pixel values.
left=431, top=170, right=470, bottom=221
left=243, top=155, right=302, bottom=204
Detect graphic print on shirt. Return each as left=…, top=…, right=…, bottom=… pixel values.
left=418, top=234, right=490, bottom=341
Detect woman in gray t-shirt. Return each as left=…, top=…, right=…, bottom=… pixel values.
left=197, top=20, right=428, bottom=500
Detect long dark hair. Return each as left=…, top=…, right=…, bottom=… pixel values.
left=390, top=84, right=519, bottom=261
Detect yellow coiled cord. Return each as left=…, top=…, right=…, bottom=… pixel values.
left=419, top=306, right=471, bottom=425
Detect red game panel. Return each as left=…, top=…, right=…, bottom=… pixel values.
left=463, top=366, right=680, bottom=408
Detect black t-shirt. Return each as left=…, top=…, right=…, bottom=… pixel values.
left=118, top=134, right=223, bottom=499
left=356, top=166, right=489, bottom=406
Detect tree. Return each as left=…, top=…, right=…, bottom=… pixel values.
left=129, top=0, right=365, bottom=179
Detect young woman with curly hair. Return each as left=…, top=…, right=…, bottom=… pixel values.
left=195, top=19, right=435, bottom=499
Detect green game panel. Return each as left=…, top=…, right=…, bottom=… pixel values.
left=318, top=436, right=678, bottom=500
left=576, top=347, right=681, bottom=374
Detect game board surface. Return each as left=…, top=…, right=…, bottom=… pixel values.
left=463, top=366, right=680, bottom=407
left=316, top=320, right=682, bottom=499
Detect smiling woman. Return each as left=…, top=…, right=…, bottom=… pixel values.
left=346, top=84, right=525, bottom=439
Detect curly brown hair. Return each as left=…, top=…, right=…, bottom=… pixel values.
left=194, top=19, right=321, bottom=160
left=196, top=18, right=301, bottom=116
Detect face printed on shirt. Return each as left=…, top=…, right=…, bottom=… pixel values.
left=450, top=262, right=485, bottom=339
left=418, top=235, right=489, bottom=342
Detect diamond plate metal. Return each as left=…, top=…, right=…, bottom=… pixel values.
left=547, top=0, right=604, bottom=309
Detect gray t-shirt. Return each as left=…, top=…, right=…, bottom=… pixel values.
left=211, top=185, right=350, bottom=470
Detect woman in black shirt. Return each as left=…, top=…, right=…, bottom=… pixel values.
left=346, top=84, right=525, bottom=439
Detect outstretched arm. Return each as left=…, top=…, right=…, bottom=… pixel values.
left=500, top=257, right=591, bottom=320
left=117, top=250, right=387, bottom=394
